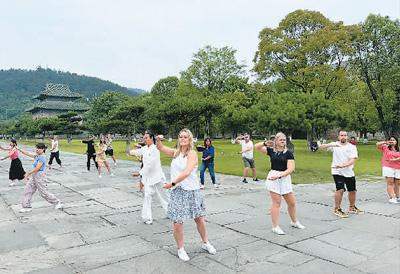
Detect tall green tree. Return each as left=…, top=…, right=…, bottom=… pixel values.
left=181, top=45, right=246, bottom=94
left=253, top=9, right=353, bottom=99
left=351, top=15, right=400, bottom=137
left=150, top=76, right=179, bottom=97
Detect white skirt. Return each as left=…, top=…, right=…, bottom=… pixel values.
left=265, top=170, right=293, bottom=195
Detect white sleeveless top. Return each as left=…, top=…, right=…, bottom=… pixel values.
left=170, top=153, right=200, bottom=191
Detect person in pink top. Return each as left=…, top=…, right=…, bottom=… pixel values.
left=377, top=136, right=400, bottom=204
left=0, top=138, right=26, bottom=186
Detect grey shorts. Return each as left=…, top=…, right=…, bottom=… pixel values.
left=242, top=157, right=255, bottom=168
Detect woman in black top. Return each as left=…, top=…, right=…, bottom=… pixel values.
left=255, top=132, right=305, bottom=235
left=82, top=135, right=98, bottom=171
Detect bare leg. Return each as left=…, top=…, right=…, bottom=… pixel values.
left=251, top=168, right=257, bottom=179
left=348, top=191, right=356, bottom=208
left=335, top=189, right=344, bottom=208
left=194, top=216, right=208, bottom=243
left=97, top=162, right=103, bottom=175
left=283, top=192, right=297, bottom=222
left=395, top=179, right=400, bottom=198
left=173, top=223, right=184, bottom=249
left=270, top=191, right=282, bottom=227
left=386, top=177, right=396, bottom=198
left=104, top=162, right=111, bottom=174
left=243, top=167, right=249, bottom=178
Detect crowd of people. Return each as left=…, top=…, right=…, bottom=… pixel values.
left=1, top=129, right=399, bottom=262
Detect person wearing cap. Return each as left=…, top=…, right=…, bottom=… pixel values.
left=17, top=143, right=63, bottom=213
left=0, top=138, right=26, bottom=186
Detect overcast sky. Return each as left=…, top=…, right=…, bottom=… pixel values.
left=0, top=0, right=398, bottom=90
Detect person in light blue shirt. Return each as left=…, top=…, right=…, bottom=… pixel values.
left=17, top=143, right=63, bottom=213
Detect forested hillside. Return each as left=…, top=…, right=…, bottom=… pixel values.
left=0, top=67, right=145, bottom=119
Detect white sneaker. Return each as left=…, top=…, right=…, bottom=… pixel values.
left=290, top=221, right=305, bottom=229
left=98, top=174, right=102, bottom=178
left=19, top=207, right=32, bottom=213
left=9, top=181, right=16, bottom=187
left=389, top=198, right=398, bottom=204
left=110, top=173, right=115, bottom=177
left=114, top=162, right=117, bottom=167
left=272, top=226, right=285, bottom=235
left=55, top=202, right=63, bottom=210
left=144, top=220, right=153, bottom=225
left=177, top=248, right=190, bottom=261
left=201, top=241, right=217, bottom=255
left=200, top=185, right=205, bottom=189
left=214, top=184, right=219, bottom=189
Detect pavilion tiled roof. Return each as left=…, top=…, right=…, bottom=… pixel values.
left=33, top=83, right=83, bottom=100
left=26, top=101, right=90, bottom=113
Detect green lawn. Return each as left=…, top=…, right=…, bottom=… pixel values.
left=16, top=139, right=382, bottom=184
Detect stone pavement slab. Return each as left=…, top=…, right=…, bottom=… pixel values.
left=0, top=143, right=399, bottom=273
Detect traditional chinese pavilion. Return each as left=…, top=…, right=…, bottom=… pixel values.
left=27, top=83, right=89, bottom=119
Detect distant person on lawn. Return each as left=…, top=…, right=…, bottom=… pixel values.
left=235, top=133, right=259, bottom=183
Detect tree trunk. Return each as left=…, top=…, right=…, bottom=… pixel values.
left=362, top=66, right=389, bottom=138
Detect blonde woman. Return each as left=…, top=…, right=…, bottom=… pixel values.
left=95, top=137, right=113, bottom=178
left=255, top=132, right=305, bottom=235
left=157, top=129, right=216, bottom=261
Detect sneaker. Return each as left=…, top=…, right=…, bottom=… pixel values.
left=98, top=174, right=102, bottom=178
left=110, top=173, right=115, bottom=177
left=177, top=248, right=190, bottom=261
left=114, top=162, right=117, bottom=167
left=19, top=207, right=32, bottom=213
left=55, top=202, right=63, bottom=210
left=200, top=185, right=205, bottom=189
left=253, top=178, right=259, bottom=182
left=272, top=226, right=285, bottom=235
left=348, top=206, right=364, bottom=214
left=389, top=198, right=398, bottom=204
left=334, top=208, right=349, bottom=218
left=144, top=220, right=153, bottom=225
left=290, top=221, right=305, bottom=229
left=201, top=241, right=217, bottom=255
left=214, top=184, right=219, bottom=189
left=242, top=178, right=248, bottom=184
left=9, top=181, right=16, bottom=187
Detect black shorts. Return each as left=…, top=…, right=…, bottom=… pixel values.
left=333, top=175, right=357, bottom=192
left=105, top=149, right=114, bottom=156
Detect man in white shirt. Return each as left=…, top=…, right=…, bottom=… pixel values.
left=319, top=130, right=364, bottom=218
left=235, top=133, right=259, bottom=184
left=128, top=132, right=169, bottom=224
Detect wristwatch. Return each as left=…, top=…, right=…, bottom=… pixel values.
left=171, top=182, right=176, bottom=186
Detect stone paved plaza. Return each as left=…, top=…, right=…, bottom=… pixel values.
left=0, top=145, right=399, bottom=274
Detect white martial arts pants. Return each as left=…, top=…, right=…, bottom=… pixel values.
left=141, top=182, right=169, bottom=221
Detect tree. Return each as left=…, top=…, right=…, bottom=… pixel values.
left=181, top=45, right=246, bottom=94
left=36, top=117, right=61, bottom=140
left=150, top=76, right=179, bottom=97
left=57, top=112, right=83, bottom=142
left=351, top=15, right=400, bottom=137
left=84, top=91, right=130, bottom=134
left=253, top=9, right=353, bottom=99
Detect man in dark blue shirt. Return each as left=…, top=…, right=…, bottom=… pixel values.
left=197, top=138, right=217, bottom=189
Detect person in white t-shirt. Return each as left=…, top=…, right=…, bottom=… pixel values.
left=319, top=131, right=364, bottom=218
left=48, top=136, right=62, bottom=169
left=235, top=133, right=259, bottom=183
